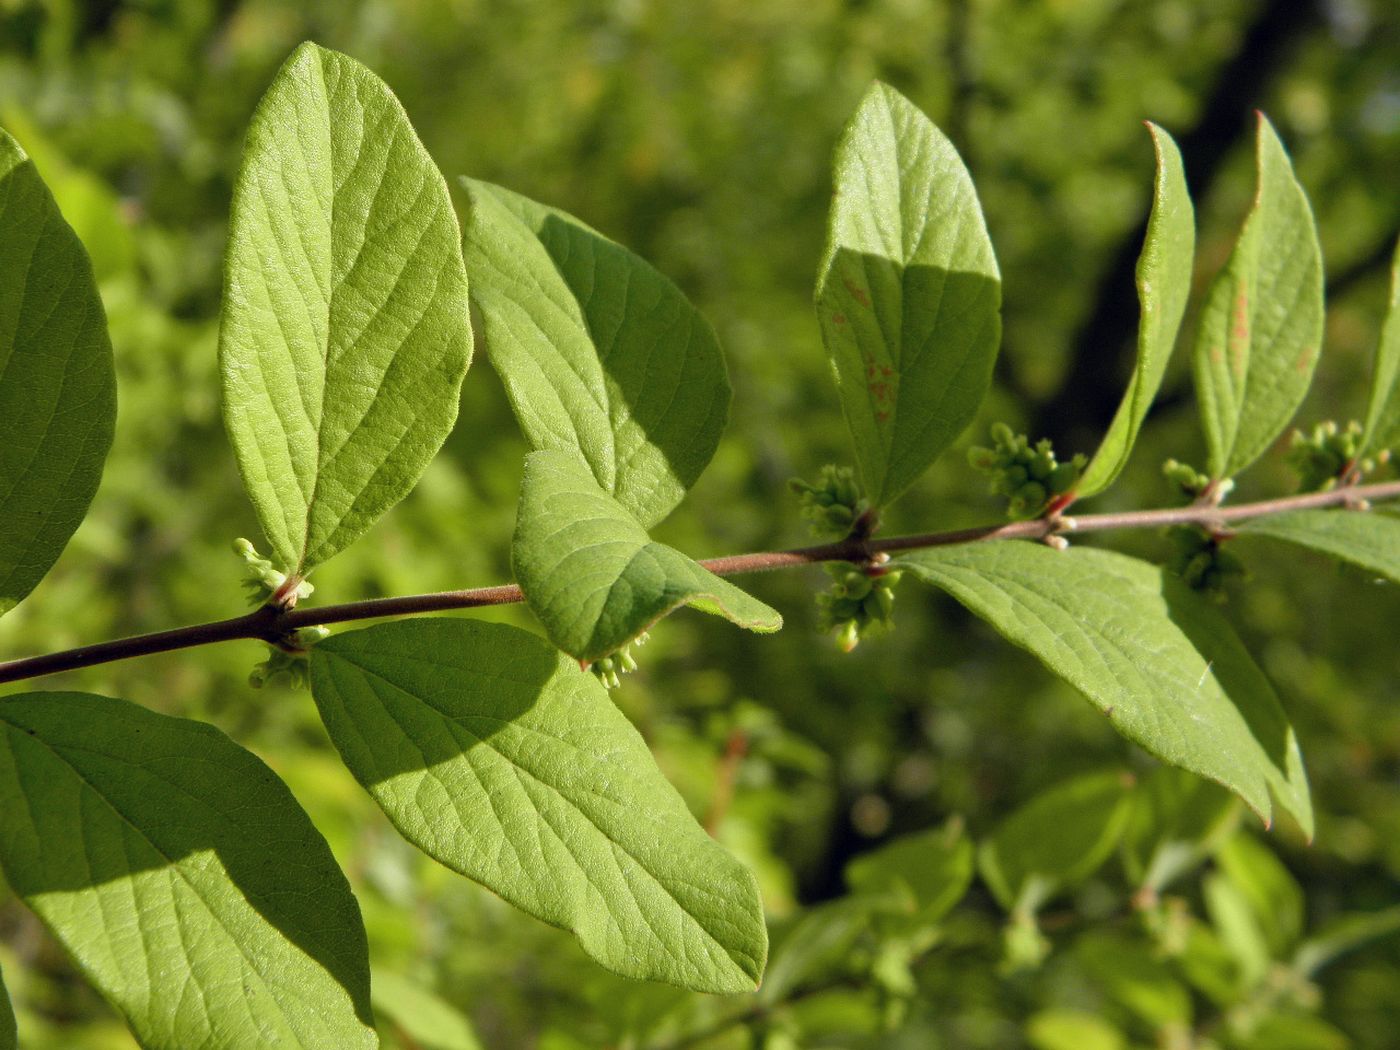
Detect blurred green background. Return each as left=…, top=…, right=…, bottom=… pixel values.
left=1, top=0, right=1398, bottom=1046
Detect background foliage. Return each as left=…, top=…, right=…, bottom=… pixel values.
left=0, top=0, right=1397, bottom=1046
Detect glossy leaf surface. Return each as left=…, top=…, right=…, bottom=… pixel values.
left=513, top=449, right=780, bottom=661
left=460, top=178, right=728, bottom=527
left=310, top=618, right=768, bottom=993
left=816, top=83, right=1001, bottom=507
left=0, top=692, right=376, bottom=1050
left=220, top=42, right=472, bottom=574
left=899, top=542, right=1312, bottom=837
left=0, top=128, right=115, bottom=616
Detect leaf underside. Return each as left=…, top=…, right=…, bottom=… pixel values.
left=0, top=692, right=376, bottom=1050
left=1192, top=114, right=1324, bottom=481
left=309, top=618, right=769, bottom=994
left=513, top=449, right=781, bottom=662
left=460, top=178, right=729, bottom=528
left=220, top=41, right=472, bottom=575
left=0, top=128, right=116, bottom=617
left=816, top=82, right=1001, bottom=508
left=899, top=543, right=1312, bottom=838
left=1077, top=123, right=1194, bottom=499
left=1238, top=508, right=1400, bottom=584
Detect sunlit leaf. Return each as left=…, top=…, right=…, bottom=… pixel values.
left=309, top=618, right=768, bottom=994
left=1238, top=508, right=1400, bottom=583
left=220, top=41, right=472, bottom=575
left=460, top=178, right=728, bottom=527
left=899, top=542, right=1312, bottom=837
left=816, top=82, right=1001, bottom=507
left=1192, top=114, right=1323, bottom=480
left=0, top=128, right=116, bottom=617
left=513, top=449, right=780, bottom=661
left=371, top=971, right=482, bottom=1050
left=1077, top=124, right=1194, bottom=498
left=0, top=692, right=376, bottom=1050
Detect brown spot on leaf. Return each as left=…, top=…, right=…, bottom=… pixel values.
left=875, top=409, right=890, bottom=423
left=843, top=277, right=871, bottom=308
left=832, top=313, right=847, bottom=326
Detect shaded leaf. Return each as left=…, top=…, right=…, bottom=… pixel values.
left=0, top=128, right=116, bottom=617
left=1074, top=932, right=1193, bottom=1027
left=815, top=82, right=1000, bottom=507
left=1203, top=870, right=1271, bottom=989
left=1192, top=114, right=1324, bottom=480
left=977, top=771, right=1132, bottom=914
left=220, top=41, right=472, bottom=575
left=372, top=971, right=482, bottom=1050
left=1122, top=767, right=1239, bottom=895
left=759, top=898, right=876, bottom=1005
left=309, top=618, right=768, bottom=993
left=1238, top=508, right=1400, bottom=583
left=1216, top=833, right=1303, bottom=955
left=899, top=543, right=1312, bottom=837
left=513, top=449, right=780, bottom=662
left=1294, top=905, right=1400, bottom=978
left=1361, top=238, right=1400, bottom=454
left=844, top=817, right=973, bottom=929
left=0, top=962, right=12, bottom=1050
left=460, top=178, right=728, bottom=527
left=0, top=692, right=375, bottom=1050
left=1077, top=124, right=1194, bottom=498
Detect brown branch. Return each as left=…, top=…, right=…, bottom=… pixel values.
left=2, top=480, right=1397, bottom=687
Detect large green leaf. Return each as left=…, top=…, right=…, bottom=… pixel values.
left=899, top=543, right=1312, bottom=836
left=513, top=449, right=780, bottom=662
left=1077, top=124, right=1194, bottom=498
left=815, top=82, right=1001, bottom=508
left=309, top=619, right=768, bottom=994
left=0, top=128, right=115, bottom=617
left=978, top=771, right=1133, bottom=914
left=0, top=692, right=375, bottom=1050
left=1361, top=238, right=1400, bottom=455
left=220, top=41, right=472, bottom=575
left=0, top=961, right=13, bottom=1050
left=459, top=178, right=729, bottom=527
left=1192, top=114, right=1323, bottom=480
left=1238, top=508, right=1400, bottom=583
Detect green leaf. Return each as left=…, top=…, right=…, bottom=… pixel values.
left=371, top=971, right=482, bottom=1050
left=459, top=178, right=729, bottom=527
left=0, top=692, right=375, bottom=1050
left=309, top=618, right=768, bottom=993
left=220, top=41, right=472, bottom=575
left=0, top=961, right=13, bottom=1050
left=815, top=82, right=1001, bottom=507
left=1216, top=833, right=1303, bottom=955
left=1192, top=114, right=1324, bottom=480
left=1027, top=1010, right=1125, bottom=1050
left=898, top=543, right=1312, bottom=837
left=1074, top=933, right=1193, bottom=1027
left=513, top=449, right=781, bottom=662
left=1361, top=238, right=1400, bottom=454
left=0, top=128, right=116, bottom=617
left=1121, top=767, right=1239, bottom=895
left=1238, top=508, right=1400, bottom=583
left=1203, top=870, right=1271, bottom=988
left=844, top=817, right=973, bottom=929
left=977, top=771, right=1133, bottom=914
left=1076, top=124, right=1194, bottom=498
left=1294, top=905, right=1400, bottom=978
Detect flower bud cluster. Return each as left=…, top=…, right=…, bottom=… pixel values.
left=591, top=632, right=648, bottom=689
left=248, top=626, right=330, bottom=690
left=1287, top=420, right=1371, bottom=492
left=789, top=465, right=870, bottom=537
left=968, top=424, right=1083, bottom=520
left=817, top=562, right=902, bottom=652
left=233, top=538, right=313, bottom=606
left=1165, top=526, right=1244, bottom=602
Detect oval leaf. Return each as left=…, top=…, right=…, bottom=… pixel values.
left=1361, top=238, right=1400, bottom=455
left=0, top=128, right=116, bottom=617
left=220, top=41, right=472, bottom=575
left=815, top=82, right=1001, bottom=507
left=1238, top=507, right=1400, bottom=583
left=309, top=618, right=768, bottom=993
left=978, top=771, right=1133, bottom=914
left=898, top=543, right=1312, bottom=837
left=1192, top=114, right=1324, bottom=480
left=513, top=449, right=781, bottom=662
left=1077, top=124, right=1195, bottom=498
left=460, top=178, right=729, bottom=527
left=0, top=692, right=375, bottom=1050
